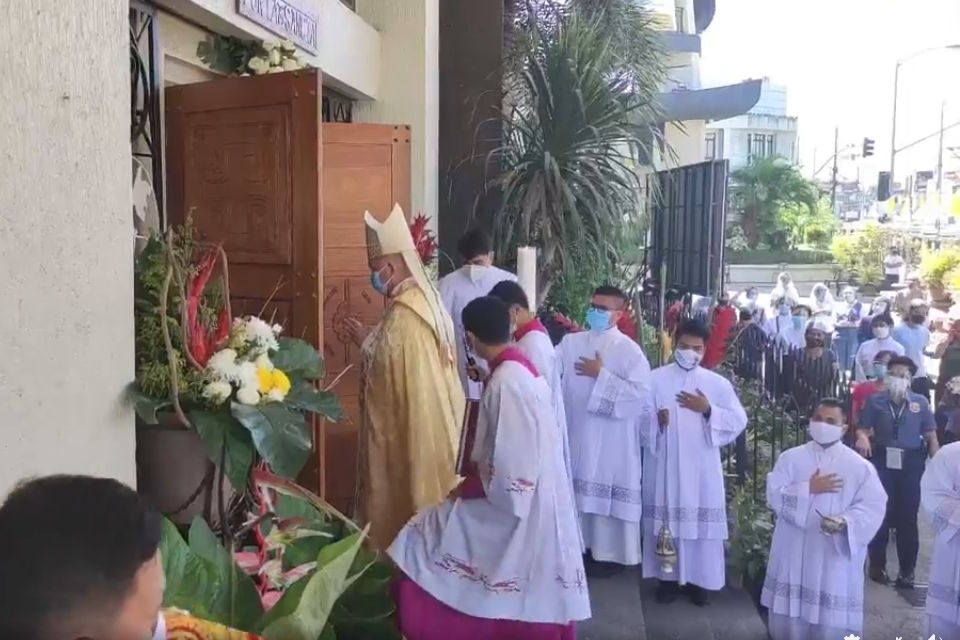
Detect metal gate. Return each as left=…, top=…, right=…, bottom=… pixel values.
left=647, top=159, right=729, bottom=297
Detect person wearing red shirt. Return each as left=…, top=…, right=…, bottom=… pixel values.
left=850, top=350, right=898, bottom=433
left=703, top=295, right=737, bottom=369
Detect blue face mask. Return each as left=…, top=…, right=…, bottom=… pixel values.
left=370, top=267, right=391, bottom=295
left=585, top=308, right=612, bottom=332
left=792, top=315, right=806, bottom=330
left=871, top=363, right=888, bottom=380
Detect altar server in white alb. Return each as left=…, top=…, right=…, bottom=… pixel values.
left=389, top=296, right=589, bottom=640
left=556, top=285, right=651, bottom=568
left=921, top=441, right=960, bottom=638
left=489, top=281, right=574, bottom=491
left=642, top=318, right=747, bottom=605
left=438, top=229, right=516, bottom=400
left=762, top=398, right=887, bottom=640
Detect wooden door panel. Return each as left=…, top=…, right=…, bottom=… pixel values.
left=166, top=70, right=324, bottom=492
left=320, top=124, right=410, bottom=509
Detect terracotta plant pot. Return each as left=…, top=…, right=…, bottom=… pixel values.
left=929, top=282, right=953, bottom=311
left=136, top=415, right=234, bottom=526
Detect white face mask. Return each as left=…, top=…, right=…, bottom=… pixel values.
left=808, top=420, right=844, bottom=445
left=465, top=264, right=483, bottom=281
left=674, top=348, right=702, bottom=370
left=885, top=375, right=911, bottom=399
left=152, top=612, right=166, bottom=640
left=873, top=326, right=890, bottom=340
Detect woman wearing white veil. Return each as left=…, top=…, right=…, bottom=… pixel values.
left=809, top=282, right=836, bottom=333
left=769, top=272, right=800, bottom=309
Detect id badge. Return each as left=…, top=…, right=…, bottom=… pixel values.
left=886, top=447, right=904, bottom=470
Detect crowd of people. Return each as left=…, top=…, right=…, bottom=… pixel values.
left=5, top=226, right=960, bottom=640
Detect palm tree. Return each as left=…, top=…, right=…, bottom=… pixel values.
left=485, top=1, right=665, bottom=300
left=729, top=156, right=820, bottom=250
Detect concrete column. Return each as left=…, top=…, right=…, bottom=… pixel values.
left=353, top=0, right=439, bottom=232
left=0, top=1, right=134, bottom=493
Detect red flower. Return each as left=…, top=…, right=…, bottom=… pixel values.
left=409, top=213, right=438, bottom=266
left=185, top=247, right=230, bottom=368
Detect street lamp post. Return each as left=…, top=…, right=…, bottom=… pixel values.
left=889, top=44, right=960, bottom=186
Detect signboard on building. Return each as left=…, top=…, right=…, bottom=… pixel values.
left=238, top=0, right=319, bottom=54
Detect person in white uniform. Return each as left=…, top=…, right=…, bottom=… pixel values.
left=854, top=314, right=904, bottom=381
left=762, top=398, right=887, bottom=640
left=489, top=281, right=574, bottom=497
left=389, top=296, right=590, bottom=638
left=921, top=441, right=960, bottom=638
left=556, top=285, right=652, bottom=569
left=642, top=318, right=748, bottom=605
left=438, top=228, right=516, bottom=400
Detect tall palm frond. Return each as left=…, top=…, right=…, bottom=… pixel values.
left=730, top=156, right=819, bottom=249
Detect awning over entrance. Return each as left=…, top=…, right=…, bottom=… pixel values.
left=657, top=79, right=763, bottom=123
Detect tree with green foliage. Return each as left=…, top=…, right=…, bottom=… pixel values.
left=779, top=197, right=838, bottom=250
left=730, top=156, right=820, bottom=250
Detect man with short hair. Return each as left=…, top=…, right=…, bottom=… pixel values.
left=762, top=399, right=887, bottom=640
left=556, top=285, right=652, bottom=569
left=883, top=247, right=904, bottom=288
left=438, top=228, right=517, bottom=400
left=0, top=475, right=165, bottom=640
left=390, top=296, right=589, bottom=640
left=643, top=318, right=748, bottom=605
left=893, top=299, right=933, bottom=399
left=856, top=355, right=940, bottom=588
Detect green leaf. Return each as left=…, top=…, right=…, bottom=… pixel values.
left=286, top=382, right=345, bottom=421
left=190, top=409, right=255, bottom=490
left=273, top=337, right=324, bottom=380
left=232, top=402, right=312, bottom=478
left=187, top=518, right=264, bottom=630
left=128, top=382, right=172, bottom=425
left=258, top=530, right=370, bottom=640
left=160, top=518, right=220, bottom=621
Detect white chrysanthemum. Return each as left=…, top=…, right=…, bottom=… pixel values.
left=281, top=58, right=300, bottom=71
left=266, top=388, right=286, bottom=402
left=268, top=49, right=281, bottom=66
left=280, top=40, right=296, bottom=53
left=248, top=56, right=270, bottom=75
left=243, top=317, right=280, bottom=352
left=262, top=40, right=278, bottom=51
left=206, top=348, right=238, bottom=381
left=202, top=380, right=233, bottom=405
left=255, top=353, right=275, bottom=372
left=237, top=361, right=258, bottom=388
left=272, top=323, right=283, bottom=335
left=237, top=385, right=260, bottom=406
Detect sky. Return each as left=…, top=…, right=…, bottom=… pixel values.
left=700, top=0, right=960, bottom=187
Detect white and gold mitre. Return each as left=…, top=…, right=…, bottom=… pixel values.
left=365, top=203, right=415, bottom=259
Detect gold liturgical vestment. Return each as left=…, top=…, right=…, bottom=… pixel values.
left=359, top=281, right=464, bottom=548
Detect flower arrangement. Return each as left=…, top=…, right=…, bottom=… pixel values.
left=197, top=35, right=308, bottom=77
left=409, top=212, right=439, bottom=283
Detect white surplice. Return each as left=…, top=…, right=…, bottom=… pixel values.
left=641, top=363, right=747, bottom=589
left=516, top=327, right=576, bottom=515
left=761, top=441, right=887, bottom=640
left=389, top=360, right=590, bottom=624
left=438, top=265, right=517, bottom=400
left=921, top=441, right=960, bottom=638
left=853, top=336, right=904, bottom=381
left=557, top=327, right=652, bottom=565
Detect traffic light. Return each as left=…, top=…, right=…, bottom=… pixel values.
left=862, top=137, right=875, bottom=157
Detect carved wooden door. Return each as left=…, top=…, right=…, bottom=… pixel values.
left=320, top=123, right=411, bottom=512
left=164, top=69, right=324, bottom=479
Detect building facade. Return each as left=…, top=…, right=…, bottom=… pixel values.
left=0, top=0, right=440, bottom=496
left=705, top=79, right=799, bottom=169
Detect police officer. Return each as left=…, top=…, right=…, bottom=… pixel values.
left=856, top=355, right=940, bottom=588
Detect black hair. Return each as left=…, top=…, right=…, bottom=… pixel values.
left=457, top=229, right=492, bottom=261
left=739, top=309, right=753, bottom=321
left=462, top=296, right=511, bottom=346
left=888, top=355, right=919, bottom=376
left=871, top=314, right=893, bottom=328
left=0, top=475, right=162, bottom=639
left=792, top=304, right=812, bottom=315
left=488, top=280, right=530, bottom=311
left=593, top=284, right=628, bottom=301
left=675, top=318, right=711, bottom=343
left=816, top=397, right=848, bottom=419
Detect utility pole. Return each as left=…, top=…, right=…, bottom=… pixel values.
left=937, top=100, right=946, bottom=197
left=831, top=126, right=839, bottom=212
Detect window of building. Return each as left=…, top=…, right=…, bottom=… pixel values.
left=747, top=133, right=776, bottom=162
left=705, top=131, right=723, bottom=160
left=675, top=6, right=685, bottom=33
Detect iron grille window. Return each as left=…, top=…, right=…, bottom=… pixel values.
left=322, top=89, right=354, bottom=123
left=130, top=1, right=164, bottom=225
left=747, top=133, right=775, bottom=163
left=675, top=6, right=685, bottom=33
left=705, top=131, right=718, bottom=160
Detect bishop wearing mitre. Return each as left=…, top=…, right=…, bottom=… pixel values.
left=344, top=204, right=465, bottom=549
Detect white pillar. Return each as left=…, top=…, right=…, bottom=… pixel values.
left=0, top=1, right=135, bottom=492
left=517, top=247, right=538, bottom=311
left=353, top=0, right=439, bottom=232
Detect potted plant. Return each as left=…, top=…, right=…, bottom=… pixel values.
left=130, top=223, right=342, bottom=525
left=920, top=246, right=960, bottom=309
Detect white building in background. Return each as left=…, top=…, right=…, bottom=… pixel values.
left=705, top=79, right=799, bottom=169
left=650, top=0, right=762, bottom=168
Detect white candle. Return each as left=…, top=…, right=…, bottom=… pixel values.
left=517, top=246, right=537, bottom=311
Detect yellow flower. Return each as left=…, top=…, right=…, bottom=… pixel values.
left=271, top=369, right=291, bottom=395
left=256, top=367, right=274, bottom=393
